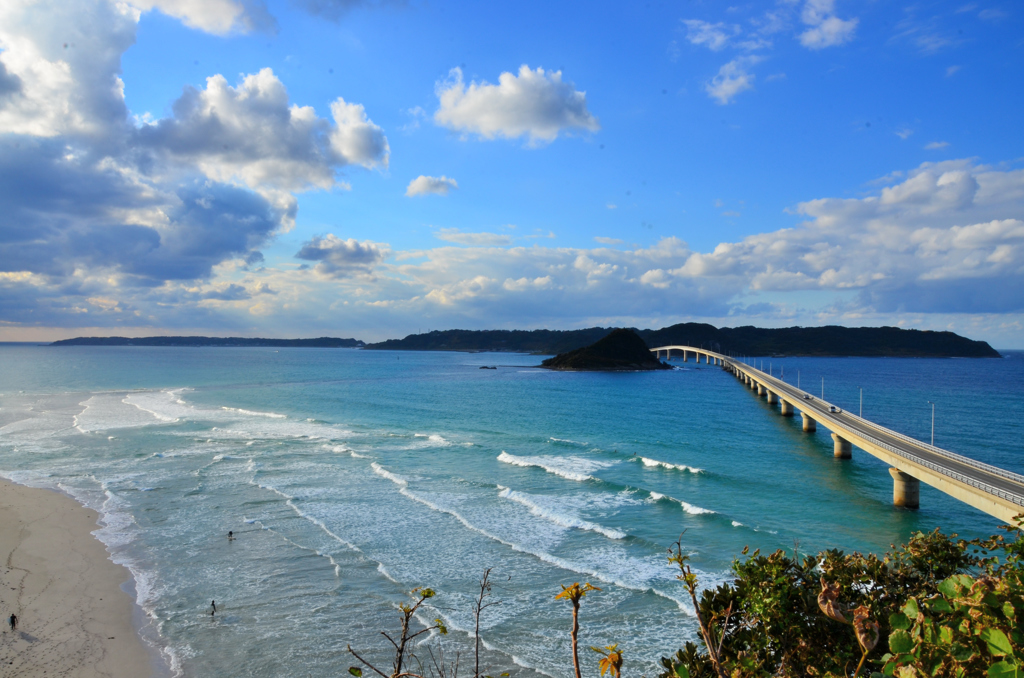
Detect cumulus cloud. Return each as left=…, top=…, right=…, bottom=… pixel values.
left=434, top=65, right=599, bottom=144
left=138, top=68, right=388, bottom=192
left=706, top=56, right=763, bottom=104
left=594, top=237, right=624, bottom=245
left=406, top=175, right=458, bottom=197
left=295, top=235, right=390, bottom=278
left=670, top=160, right=1024, bottom=313
left=0, top=0, right=389, bottom=335
left=799, top=0, right=858, bottom=49
left=925, top=141, right=950, bottom=150
left=434, top=229, right=512, bottom=246
left=129, top=0, right=275, bottom=35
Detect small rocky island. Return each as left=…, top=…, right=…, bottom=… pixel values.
left=541, top=328, right=672, bottom=371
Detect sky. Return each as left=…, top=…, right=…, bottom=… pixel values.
left=1, top=0, right=1023, bottom=346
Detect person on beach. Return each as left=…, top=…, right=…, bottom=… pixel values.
left=210, top=600, right=216, bottom=616
left=8, top=613, right=16, bottom=631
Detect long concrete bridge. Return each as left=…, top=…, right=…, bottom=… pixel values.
left=650, top=345, right=1024, bottom=523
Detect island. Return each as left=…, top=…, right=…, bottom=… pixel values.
left=50, top=336, right=365, bottom=348
left=540, top=328, right=673, bottom=371
left=366, top=323, right=1000, bottom=358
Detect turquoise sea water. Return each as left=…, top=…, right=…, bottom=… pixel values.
left=1, top=345, right=1022, bottom=677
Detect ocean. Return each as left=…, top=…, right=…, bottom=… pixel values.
left=1, top=344, right=1022, bottom=678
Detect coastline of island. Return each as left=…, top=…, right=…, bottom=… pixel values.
left=0, top=478, right=158, bottom=677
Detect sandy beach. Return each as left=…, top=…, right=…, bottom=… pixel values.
left=0, top=478, right=155, bottom=677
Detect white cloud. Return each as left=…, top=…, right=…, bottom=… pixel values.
left=128, top=0, right=273, bottom=35
left=798, top=0, right=858, bottom=49
left=434, top=228, right=512, bottom=246
left=895, top=128, right=914, bottom=140
left=706, top=56, right=763, bottom=104
left=434, top=65, right=599, bottom=144
left=681, top=19, right=739, bottom=51
left=295, top=235, right=390, bottom=278
left=594, top=237, right=624, bottom=245
left=139, top=69, right=389, bottom=193
left=406, top=175, right=458, bottom=197
left=946, top=65, right=961, bottom=77
left=925, top=141, right=950, bottom=150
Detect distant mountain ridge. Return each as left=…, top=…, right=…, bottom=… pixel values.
left=365, top=323, right=1000, bottom=358
left=51, top=336, right=364, bottom=348
left=50, top=324, right=1001, bottom=357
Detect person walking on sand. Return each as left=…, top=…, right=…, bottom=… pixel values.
left=210, top=600, right=216, bottom=616
left=8, top=613, right=16, bottom=631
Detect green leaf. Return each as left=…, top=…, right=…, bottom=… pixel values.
left=938, top=578, right=961, bottom=599
left=890, top=629, right=915, bottom=654
left=1004, top=602, right=1016, bottom=620
left=988, top=660, right=1024, bottom=678
left=939, top=626, right=954, bottom=645
left=904, top=598, right=921, bottom=618
left=982, top=628, right=1014, bottom=657
left=349, top=668, right=363, bottom=677
left=674, top=664, right=690, bottom=678
left=890, top=612, right=911, bottom=630
left=930, top=598, right=954, bottom=613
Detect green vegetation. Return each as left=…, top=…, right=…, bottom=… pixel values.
left=351, top=522, right=1024, bottom=678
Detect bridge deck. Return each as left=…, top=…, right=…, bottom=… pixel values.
left=650, top=345, right=1024, bottom=522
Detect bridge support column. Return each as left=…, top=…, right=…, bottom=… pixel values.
left=831, top=433, right=852, bottom=459
left=766, top=390, right=776, bottom=404
left=801, top=412, right=816, bottom=432
left=757, top=384, right=766, bottom=397
left=780, top=400, right=794, bottom=417
left=889, top=468, right=920, bottom=509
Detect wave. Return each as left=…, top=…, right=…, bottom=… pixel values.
left=221, top=406, right=287, bottom=419
left=371, top=462, right=408, bottom=486
left=414, top=433, right=453, bottom=447
left=636, top=456, right=703, bottom=474
left=548, top=437, right=589, bottom=447
left=497, top=487, right=626, bottom=540
left=648, top=491, right=715, bottom=515
left=497, top=451, right=613, bottom=482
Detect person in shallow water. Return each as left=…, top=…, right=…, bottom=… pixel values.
left=228, top=531, right=234, bottom=540
left=8, top=613, right=16, bottom=630
left=210, top=600, right=216, bottom=616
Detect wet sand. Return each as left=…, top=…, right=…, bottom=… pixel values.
left=0, top=478, right=155, bottom=677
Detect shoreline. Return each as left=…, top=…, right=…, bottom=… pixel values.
left=0, top=478, right=159, bottom=677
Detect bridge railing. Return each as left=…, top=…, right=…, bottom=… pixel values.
left=723, top=358, right=1024, bottom=508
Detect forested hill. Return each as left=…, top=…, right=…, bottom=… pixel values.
left=51, top=336, right=364, bottom=348
left=365, top=324, right=1000, bottom=358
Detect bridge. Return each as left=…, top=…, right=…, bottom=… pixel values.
left=650, top=345, right=1024, bottom=523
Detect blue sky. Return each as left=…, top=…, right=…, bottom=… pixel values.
left=1, top=0, right=1023, bottom=345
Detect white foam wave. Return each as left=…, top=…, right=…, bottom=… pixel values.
left=648, top=491, right=715, bottom=515
left=371, top=462, right=408, bottom=486
left=413, top=433, right=453, bottom=447
left=497, top=488, right=626, bottom=539
left=221, top=406, right=287, bottom=419
left=394, top=485, right=702, bottom=615
left=497, top=451, right=613, bottom=482
left=732, top=521, right=743, bottom=527
left=638, top=456, right=703, bottom=474
left=549, top=437, right=588, bottom=446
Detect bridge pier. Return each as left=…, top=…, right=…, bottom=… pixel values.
left=780, top=400, right=794, bottom=416
left=757, top=384, right=766, bottom=397
left=766, top=390, right=776, bottom=404
left=831, top=433, right=852, bottom=459
left=889, top=468, right=920, bottom=509
left=801, top=412, right=816, bottom=432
